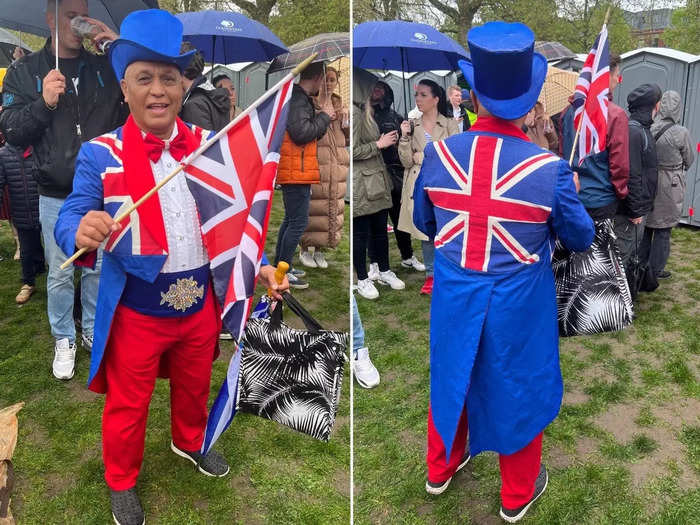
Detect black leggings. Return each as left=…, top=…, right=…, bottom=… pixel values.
left=17, top=227, right=45, bottom=286
left=353, top=209, right=390, bottom=280
left=387, top=187, right=413, bottom=260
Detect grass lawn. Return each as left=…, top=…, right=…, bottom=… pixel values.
left=354, top=225, right=700, bottom=524
left=0, top=192, right=350, bottom=524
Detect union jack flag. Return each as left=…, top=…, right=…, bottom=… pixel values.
left=571, top=23, right=610, bottom=164
left=184, top=76, right=294, bottom=341
left=426, top=136, right=558, bottom=272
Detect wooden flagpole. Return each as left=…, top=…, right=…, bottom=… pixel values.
left=60, top=53, right=319, bottom=269
left=568, top=6, right=612, bottom=167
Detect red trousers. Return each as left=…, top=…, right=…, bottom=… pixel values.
left=427, top=405, right=543, bottom=509
left=102, top=291, right=220, bottom=490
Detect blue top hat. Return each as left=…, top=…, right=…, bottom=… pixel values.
left=458, top=22, right=547, bottom=120
left=108, top=9, right=196, bottom=80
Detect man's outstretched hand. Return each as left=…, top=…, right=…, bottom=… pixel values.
left=76, top=211, right=120, bottom=251
left=259, top=264, right=290, bottom=301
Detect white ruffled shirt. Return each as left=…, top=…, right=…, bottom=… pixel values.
left=145, top=126, right=208, bottom=273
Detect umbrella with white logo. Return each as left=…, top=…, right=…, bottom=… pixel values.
left=176, top=10, right=287, bottom=64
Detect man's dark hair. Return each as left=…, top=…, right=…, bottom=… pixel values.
left=299, top=61, right=325, bottom=80
left=212, top=75, right=232, bottom=87
left=610, top=53, right=621, bottom=72
left=181, top=42, right=204, bottom=80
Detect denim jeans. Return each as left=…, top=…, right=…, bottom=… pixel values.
left=352, top=294, right=364, bottom=357
left=39, top=195, right=102, bottom=342
left=422, top=240, right=435, bottom=277
left=274, top=184, right=311, bottom=266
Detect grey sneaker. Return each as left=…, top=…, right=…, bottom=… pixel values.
left=499, top=464, right=548, bottom=523
left=170, top=441, right=230, bottom=477
left=81, top=333, right=94, bottom=353
left=288, top=273, right=309, bottom=289
left=110, top=488, right=144, bottom=525
left=425, top=452, right=471, bottom=495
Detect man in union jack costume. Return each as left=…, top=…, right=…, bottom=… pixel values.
left=53, top=10, right=288, bottom=524
left=413, top=22, right=595, bottom=522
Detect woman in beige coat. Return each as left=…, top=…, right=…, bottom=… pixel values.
left=398, top=79, right=459, bottom=294
left=299, top=67, right=350, bottom=268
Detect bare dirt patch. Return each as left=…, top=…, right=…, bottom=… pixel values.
left=597, top=403, right=639, bottom=442
left=575, top=436, right=599, bottom=458
left=67, top=380, right=99, bottom=403
left=651, top=399, right=700, bottom=430
left=563, top=389, right=589, bottom=405
left=547, top=444, right=573, bottom=469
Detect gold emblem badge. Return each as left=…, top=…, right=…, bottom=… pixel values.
left=160, top=277, right=204, bottom=312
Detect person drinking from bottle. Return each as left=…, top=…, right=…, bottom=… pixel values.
left=0, top=0, right=128, bottom=379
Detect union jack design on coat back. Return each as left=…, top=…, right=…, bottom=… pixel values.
left=184, top=76, right=294, bottom=340
left=571, top=23, right=610, bottom=163
left=426, top=135, right=558, bottom=272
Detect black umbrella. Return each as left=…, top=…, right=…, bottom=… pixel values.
left=0, top=0, right=159, bottom=37
left=0, top=28, right=32, bottom=68
left=267, top=32, right=348, bottom=74
left=534, top=41, right=576, bottom=61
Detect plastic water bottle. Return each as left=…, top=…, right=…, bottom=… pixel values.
left=70, top=16, right=111, bottom=53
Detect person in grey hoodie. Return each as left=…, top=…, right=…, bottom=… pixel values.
left=639, top=90, right=696, bottom=278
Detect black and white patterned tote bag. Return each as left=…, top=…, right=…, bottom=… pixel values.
left=237, top=293, right=348, bottom=442
left=553, top=218, right=634, bottom=336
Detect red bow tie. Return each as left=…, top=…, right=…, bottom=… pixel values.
left=144, top=131, right=188, bottom=163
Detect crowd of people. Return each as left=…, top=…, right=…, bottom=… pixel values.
left=351, top=20, right=696, bottom=524
left=0, top=2, right=351, bottom=522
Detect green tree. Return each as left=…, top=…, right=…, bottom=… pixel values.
left=268, top=0, right=349, bottom=45
left=663, top=0, right=700, bottom=53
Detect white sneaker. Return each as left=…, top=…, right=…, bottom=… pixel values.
left=313, top=251, right=328, bottom=269
left=299, top=250, right=317, bottom=268
left=377, top=270, right=405, bottom=290
left=401, top=255, right=426, bottom=272
left=353, top=347, right=380, bottom=388
left=356, top=278, right=379, bottom=300
left=367, top=263, right=380, bottom=281
left=53, top=338, right=76, bottom=380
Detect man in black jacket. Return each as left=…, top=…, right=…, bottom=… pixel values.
left=179, top=43, right=231, bottom=132
left=274, top=61, right=333, bottom=289
left=614, top=83, right=661, bottom=267
left=0, top=0, right=127, bottom=379
left=370, top=80, right=424, bottom=273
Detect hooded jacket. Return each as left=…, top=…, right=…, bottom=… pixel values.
left=371, top=81, right=404, bottom=188
left=300, top=92, right=349, bottom=249
left=0, top=40, right=128, bottom=199
left=620, top=84, right=661, bottom=218
left=179, top=75, right=231, bottom=132
left=646, top=90, right=696, bottom=228
left=560, top=94, right=629, bottom=216
left=352, top=68, right=392, bottom=218
left=0, top=143, right=40, bottom=229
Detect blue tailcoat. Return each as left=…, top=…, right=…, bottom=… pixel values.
left=54, top=124, right=267, bottom=392
left=413, top=117, right=594, bottom=457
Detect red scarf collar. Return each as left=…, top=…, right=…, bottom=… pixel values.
left=121, top=115, right=200, bottom=254
left=469, top=116, right=531, bottom=141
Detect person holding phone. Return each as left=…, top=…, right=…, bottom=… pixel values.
left=353, top=69, right=405, bottom=300
left=398, top=79, right=459, bottom=295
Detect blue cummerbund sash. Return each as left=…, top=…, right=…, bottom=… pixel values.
left=121, top=264, right=210, bottom=317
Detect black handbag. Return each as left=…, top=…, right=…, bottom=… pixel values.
left=553, top=218, right=634, bottom=336
left=237, top=292, right=348, bottom=442
left=628, top=227, right=658, bottom=300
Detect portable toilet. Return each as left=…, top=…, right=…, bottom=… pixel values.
left=681, top=57, right=700, bottom=226
left=615, top=48, right=697, bottom=119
